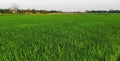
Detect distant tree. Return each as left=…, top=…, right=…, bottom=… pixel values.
left=4, top=9, right=10, bottom=13
left=0, top=9, right=4, bottom=13
left=49, top=10, right=57, bottom=13
left=38, top=10, right=48, bottom=14
left=85, top=10, right=120, bottom=13
left=31, top=9, right=36, bottom=14
left=109, top=10, right=120, bottom=13
left=0, top=7, right=63, bottom=14
left=9, top=4, right=19, bottom=14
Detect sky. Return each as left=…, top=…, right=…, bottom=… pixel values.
left=0, top=0, right=120, bottom=12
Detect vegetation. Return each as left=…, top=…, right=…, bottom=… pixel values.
left=1, top=8, right=120, bottom=14
left=0, top=8, right=62, bottom=14
left=0, top=14, right=120, bottom=61
left=86, top=10, right=120, bottom=13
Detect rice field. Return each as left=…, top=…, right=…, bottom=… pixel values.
left=0, top=14, right=120, bottom=61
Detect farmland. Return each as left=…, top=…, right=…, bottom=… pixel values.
left=0, top=14, right=120, bottom=61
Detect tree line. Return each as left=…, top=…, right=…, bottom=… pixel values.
left=0, top=8, right=62, bottom=14
left=0, top=8, right=120, bottom=14
left=85, top=10, right=120, bottom=13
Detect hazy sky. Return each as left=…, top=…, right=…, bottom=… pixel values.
left=0, top=0, right=120, bottom=12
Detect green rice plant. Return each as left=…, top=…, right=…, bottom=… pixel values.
left=0, top=14, right=120, bottom=61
